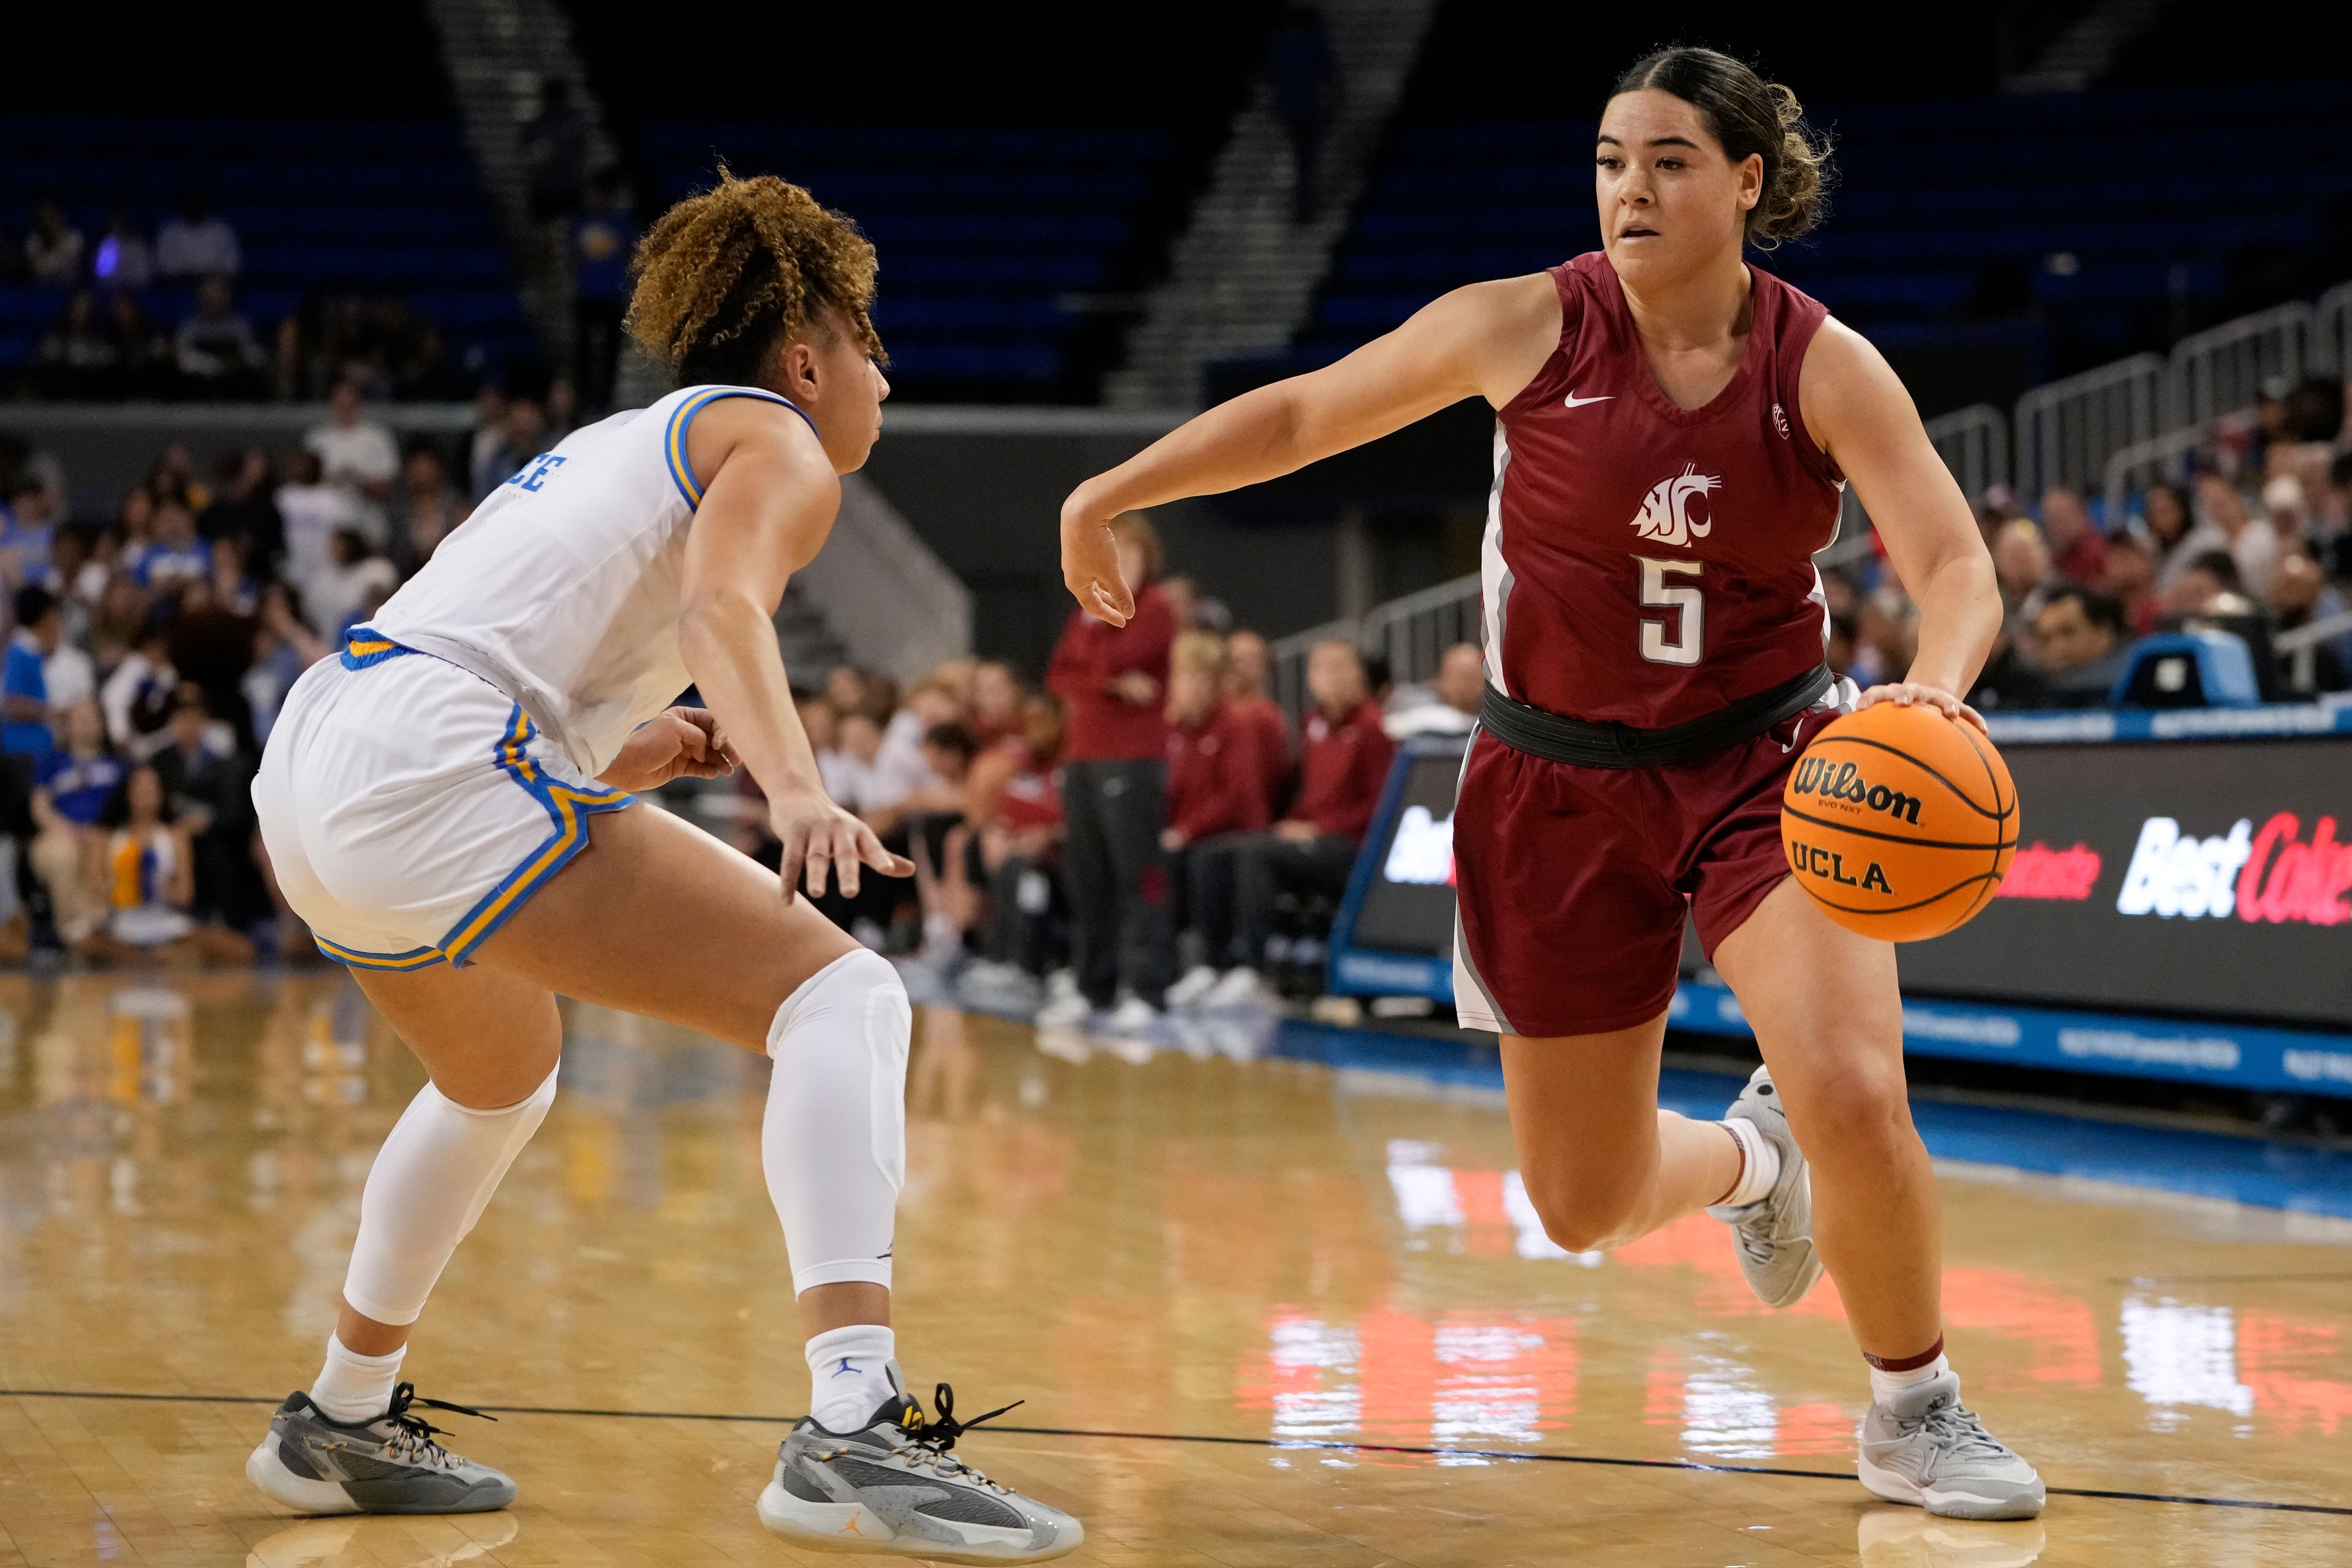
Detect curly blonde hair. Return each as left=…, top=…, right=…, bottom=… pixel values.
left=626, top=167, right=884, bottom=386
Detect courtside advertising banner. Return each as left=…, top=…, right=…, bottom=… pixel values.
left=1900, top=736, right=2352, bottom=1030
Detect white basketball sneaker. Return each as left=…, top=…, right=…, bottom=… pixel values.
left=246, top=1384, right=513, bottom=1515
left=1857, top=1370, right=2046, bottom=1520
left=759, top=1379, right=1082, bottom=1562
left=1707, top=1066, right=1823, bottom=1308
left=1033, top=989, right=1092, bottom=1030
left=1166, top=964, right=1221, bottom=1009
left=1103, top=996, right=1162, bottom=1036
left=1202, top=966, right=1271, bottom=1009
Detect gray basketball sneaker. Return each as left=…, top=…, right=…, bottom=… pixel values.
left=758, top=1376, right=1082, bottom=1562
left=246, top=1384, right=514, bottom=1515
left=1706, top=1066, right=1824, bottom=1308
left=1858, top=1370, right=2046, bottom=1520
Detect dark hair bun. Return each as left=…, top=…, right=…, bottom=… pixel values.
left=1614, top=47, right=1834, bottom=248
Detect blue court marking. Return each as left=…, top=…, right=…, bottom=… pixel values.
left=1984, top=699, right=2352, bottom=745
left=1272, top=1019, right=2352, bottom=1221
left=1665, top=979, right=2352, bottom=1101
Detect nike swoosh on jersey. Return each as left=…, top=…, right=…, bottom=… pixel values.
left=1562, top=391, right=1614, bottom=409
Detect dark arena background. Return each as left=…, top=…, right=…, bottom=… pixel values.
left=2, top=3, right=2351, bottom=1564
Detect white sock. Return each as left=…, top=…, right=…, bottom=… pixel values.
left=807, top=1323, right=900, bottom=1431
left=1869, top=1353, right=1951, bottom=1404
left=1710, top=1117, right=1781, bottom=1210
left=309, top=1333, right=405, bottom=1424
left=343, top=1065, right=559, bottom=1327
left=764, top=949, right=910, bottom=1294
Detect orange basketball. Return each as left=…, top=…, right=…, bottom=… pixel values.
left=1779, top=703, right=2019, bottom=942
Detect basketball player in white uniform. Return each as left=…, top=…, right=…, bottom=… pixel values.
left=243, top=172, right=1080, bottom=1562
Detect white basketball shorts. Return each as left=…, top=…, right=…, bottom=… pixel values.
left=254, top=634, right=633, bottom=971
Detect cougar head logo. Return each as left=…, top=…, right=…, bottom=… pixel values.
left=1628, top=464, right=1721, bottom=548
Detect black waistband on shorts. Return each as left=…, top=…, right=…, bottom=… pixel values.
left=1477, top=662, right=1835, bottom=771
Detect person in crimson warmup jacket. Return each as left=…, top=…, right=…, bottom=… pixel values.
left=1042, top=513, right=1176, bottom=1025
left=1159, top=633, right=1269, bottom=944
left=1172, top=639, right=1393, bottom=1006
left=956, top=692, right=1070, bottom=986
left=1221, top=628, right=1292, bottom=818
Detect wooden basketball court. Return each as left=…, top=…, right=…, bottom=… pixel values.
left=1, top=971, right=2346, bottom=1566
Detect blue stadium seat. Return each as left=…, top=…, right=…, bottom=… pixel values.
left=639, top=124, right=1170, bottom=394
left=1294, top=83, right=2352, bottom=380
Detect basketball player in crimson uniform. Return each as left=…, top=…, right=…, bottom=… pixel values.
left=1060, top=48, right=2041, bottom=1520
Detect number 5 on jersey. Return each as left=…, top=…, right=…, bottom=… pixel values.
left=1636, top=556, right=1703, bottom=666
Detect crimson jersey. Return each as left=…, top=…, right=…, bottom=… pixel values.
left=1482, top=252, right=1843, bottom=728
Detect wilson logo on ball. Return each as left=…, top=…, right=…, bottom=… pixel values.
left=1788, top=756, right=1923, bottom=825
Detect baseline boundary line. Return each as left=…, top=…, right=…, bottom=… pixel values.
left=4, top=1389, right=2345, bottom=1517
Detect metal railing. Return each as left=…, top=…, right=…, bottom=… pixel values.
left=1815, top=404, right=2009, bottom=570
left=2276, top=609, right=2352, bottom=695
left=1929, top=403, right=2011, bottom=504
left=1361, top=571, right=1483, bottom=684
left=2316, top=280, right=2352, bottom=377
left=2167, top=301, right=2315, bottom=433
left=1268, top=572, right=1484, bottom=718
left=2100, top=425, right=2211, bottom=526
left=2015, top=353, right=2166, bottom=500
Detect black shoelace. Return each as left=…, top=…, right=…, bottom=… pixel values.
left=908, top=1382, right=1021, bottom=1456
left=380, top=1381, right=496, bottom=1465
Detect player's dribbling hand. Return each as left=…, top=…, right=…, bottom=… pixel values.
left=597, top=706, right=741, bottom=792
left=1853, top=682, right=1987, bottom=733
left=1059, top=496, right=1135, bottom=627
left=769, top=788, right=915, bottom=901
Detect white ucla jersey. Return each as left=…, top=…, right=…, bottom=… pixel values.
left=369, top=384, right=812, bottom=775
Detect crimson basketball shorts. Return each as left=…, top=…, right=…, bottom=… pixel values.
left=1450, top=703, right=1844, bottom=1037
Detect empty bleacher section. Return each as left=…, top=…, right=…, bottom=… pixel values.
left=636, top=128, right=1172, bottom=403
left=1235, top=1, right=2352, bottom=413
left=1283, top=84, right=2352, bottom=410
left=572, top=4, right=1280, bottom=403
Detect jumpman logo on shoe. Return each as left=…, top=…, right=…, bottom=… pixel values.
left=1562, top=390, right=1613, bottom=409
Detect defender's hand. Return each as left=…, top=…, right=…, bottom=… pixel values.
left=599, top=707, right=739, bottom=793
left=1853, top=682, right=1986, bottom=733
left=1059, top=496, right=1134, bottom=627
left=769, top=787, right=914, bottom=900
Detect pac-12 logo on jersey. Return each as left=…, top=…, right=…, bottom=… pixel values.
left=1627, top=463, right=1721, bottom=548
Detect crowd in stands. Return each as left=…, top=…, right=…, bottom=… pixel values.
left=4, top=363, right=2343, bottom=997
left=739, top=514, right=1486, bottom=1030
left=7, top=194, right=494, bottom=403
left=1828, top=374, right=2352, bottom=708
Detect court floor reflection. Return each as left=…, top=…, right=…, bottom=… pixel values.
left=0, top=971, right=2347, bottom=1567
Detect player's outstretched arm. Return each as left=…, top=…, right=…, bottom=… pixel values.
left=678, top=399, right=913, bottom=898
left=1799, top=320, right=2001, bottom=729
left=1060, top=274, right=1562, bottom=624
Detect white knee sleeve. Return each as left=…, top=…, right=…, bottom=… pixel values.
left=342, top=1065, right=558, bottom=1327
left=764, top=948, right=910, bottom=1294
